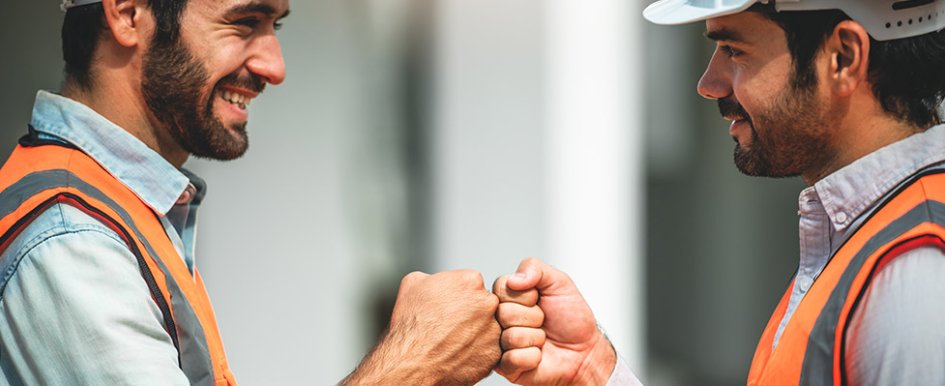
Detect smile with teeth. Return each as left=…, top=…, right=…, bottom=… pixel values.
left=220, top=90, right=253, bottom=110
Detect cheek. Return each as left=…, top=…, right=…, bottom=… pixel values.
left=733, top=67, right=793, bottom=115
left=210, top=40, right=251, bottom=72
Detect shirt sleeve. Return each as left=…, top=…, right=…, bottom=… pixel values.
left=845, top=245, right=945, bottom=385
left=605, top=354, right=644, bottom=386
left=0, top=206, right=188, bottom=385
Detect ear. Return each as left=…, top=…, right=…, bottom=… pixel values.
left=826, top=20, right=871, bottom=97
left=101, top=0, right=149, bottom=48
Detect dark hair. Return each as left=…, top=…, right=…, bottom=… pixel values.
left=61, top=1, right=189, bottom=89
left=752, top=4, right=945, bottom=128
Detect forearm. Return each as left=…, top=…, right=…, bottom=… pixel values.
left=341, top=328, right=437, bottom=386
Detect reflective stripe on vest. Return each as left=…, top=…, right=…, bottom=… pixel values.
left=747, top=169, right=945, bottom=386
left=0, top=145, right=236, bottom=386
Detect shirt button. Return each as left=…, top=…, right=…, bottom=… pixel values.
left=798, top=276, right=813, bottom=292
left=176, top=184, right=196, bottom=205
left=835, top=211, right=848, bottom=224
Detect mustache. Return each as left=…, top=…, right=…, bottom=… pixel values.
left=217, top=72, right=266, bottom=94
left=718, top=98, right=750, bottom=122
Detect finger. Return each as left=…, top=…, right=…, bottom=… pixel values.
left=501, top=326, right=546, bottom=351
left=495, top=347, right=542, bottom=381
left=493, top=275, right=539, bottom=306
left=497, top=302, right=544, bottom=328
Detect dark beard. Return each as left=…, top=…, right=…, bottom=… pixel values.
left=721, top=85, right=832, bottom=178
left=141, top=39, right=249, bottom=161
left=719, top=97, right=771, bottom=176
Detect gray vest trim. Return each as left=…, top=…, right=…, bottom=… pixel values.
left=800, top=199, right=945, bottom=385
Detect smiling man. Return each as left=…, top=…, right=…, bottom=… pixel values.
left=0, top=0, right=499, bottom=384
left=494, top=1, right=945, bottom=385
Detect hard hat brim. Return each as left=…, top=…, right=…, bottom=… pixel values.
left=643, top=0, right=758, bottom=25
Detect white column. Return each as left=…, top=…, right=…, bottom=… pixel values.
left=545, top=0, right=645, bottom=374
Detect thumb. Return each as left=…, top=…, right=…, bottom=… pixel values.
left=507, top=257, right=573, bottom=295
left=507, top=258, right=542, bottom=291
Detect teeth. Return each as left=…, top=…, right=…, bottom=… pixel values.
left=220, top=90, right=253, bottom=109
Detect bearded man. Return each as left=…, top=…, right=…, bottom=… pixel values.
left=0, top=1, right=500, bottom=384
left=494, top=1, right=945, bottom=385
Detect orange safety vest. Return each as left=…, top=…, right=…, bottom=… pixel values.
left=747, top=169, right=945, bottom=385
left=0, top=139, right=237, bottom=386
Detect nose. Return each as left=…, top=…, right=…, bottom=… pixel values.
left=247, top=34, right=287, bottom=86
left=696, top=50, right=732, bottom=101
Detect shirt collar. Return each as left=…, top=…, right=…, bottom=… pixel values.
left=29, top=90, right=190, bottom=216
left=813, top=124, right=945, bottom=233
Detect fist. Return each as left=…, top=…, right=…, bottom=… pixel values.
left=493, top=258, right=616, bottom=386
left=388, top=270, right=502, bottom=385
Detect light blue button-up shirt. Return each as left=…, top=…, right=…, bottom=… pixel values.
left=0, top=91, right=201, bottom=384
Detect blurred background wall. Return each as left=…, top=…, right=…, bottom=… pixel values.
left=0, top=1, right=802, bottom=385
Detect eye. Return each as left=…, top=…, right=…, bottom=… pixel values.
left=274, top=21, right=283, bottom=31
left=233, top=17, right=261, bottom=29
left=719, top=45, right=743, bottom=58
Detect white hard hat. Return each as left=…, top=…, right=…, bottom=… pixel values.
left=643, top=0, right=945, bottom=41
left=61, top=0, right=102, bottom=11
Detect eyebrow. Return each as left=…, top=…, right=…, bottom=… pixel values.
left=704, top=28, right=745, bottom=43
left=226, top=2, right=291, bottom=20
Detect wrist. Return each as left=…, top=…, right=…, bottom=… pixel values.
left=573, top=332, right=618, bottom=386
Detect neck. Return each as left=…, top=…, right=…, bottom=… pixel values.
left=62, top=72, right=189, bottom=169
left=801, top=96, right=921, bottom=185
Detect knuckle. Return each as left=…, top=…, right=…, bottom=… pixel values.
left=482, top=294, right=502, bottom=314
left=485, top=293, right=500, bottom=310
left=493, top=275, right=509, bottom=295
left=460, top=269, right=485, bottom=286
left=401, top=271, right=426, bottom=285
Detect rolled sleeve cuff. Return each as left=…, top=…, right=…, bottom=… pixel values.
left=606, top=354, right=643, bottom=386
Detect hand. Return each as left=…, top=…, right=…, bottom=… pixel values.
left=494, top=258, right=616, bottom=386
left=343, top=270, right=501, bottom=386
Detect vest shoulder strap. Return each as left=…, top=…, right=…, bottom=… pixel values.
left=0, top=144, right=230, bottom=385
left=749, top=165, right=945, bottom=386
